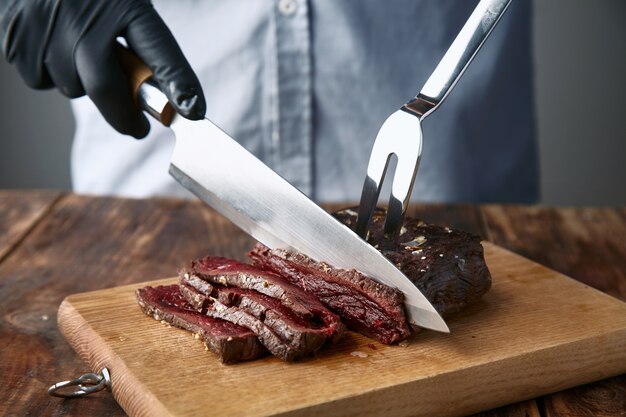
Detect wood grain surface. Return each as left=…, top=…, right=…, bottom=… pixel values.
left=544, top=375, right=626, bottom=417
left=482, top=205, right=626, bottom=300
left=0, top=193, right=624, bottom=417
left=0, top=190, right=61, bottom=262
left=0, top=194, right=244, bottom=416
left=471, top=400, right=542, bottom=417
left=482, top=205, right=626, bottom=417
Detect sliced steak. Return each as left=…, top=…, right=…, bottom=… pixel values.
left=181, top=276, right=340, bottom=350
left=135, top=284, right=265, bottom=364
left=180, top=258, right=345, bottom=361
left=180, top=282, right=329, bottom=361
left=249, top=244, right=410, bottom=344
left=217, top=285, right=336, bottom=349
left=183, top=257, right=343, bottom=332
left=186, top=256, right=315, bottom=318
left=179, top=276, right=212, bottom=311
left=334, top=208, right=492, bottom=316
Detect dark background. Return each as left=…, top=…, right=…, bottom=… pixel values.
left=0, top=0, right=625, bottom=205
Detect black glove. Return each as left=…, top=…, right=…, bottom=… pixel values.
left=0, top=0, right=206, bottom=138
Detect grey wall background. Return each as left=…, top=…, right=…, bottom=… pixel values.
left=533, top=0, right=626, bottom=205
left=0, top=0, right=625, bottom=206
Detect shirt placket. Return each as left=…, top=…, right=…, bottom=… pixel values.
left=271, top=0, right=313, bottom=197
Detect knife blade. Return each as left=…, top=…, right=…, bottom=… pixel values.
left=120, top=48, right=449, bottom=333
left=168, top=115, right=448, bottom=333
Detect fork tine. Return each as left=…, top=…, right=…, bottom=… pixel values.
left=384, top=144, right=422, bottom=239
left=356, top=110, right=423, bottom=241
left=355, top=152, right=392, bottom=239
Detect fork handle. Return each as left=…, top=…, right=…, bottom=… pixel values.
left=404, top=0, right=512, bottom=118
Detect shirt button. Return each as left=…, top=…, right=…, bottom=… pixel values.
left=278, top=0, right=297, bottom=16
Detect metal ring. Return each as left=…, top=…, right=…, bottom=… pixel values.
left=48, top=368, right=111, bottom=398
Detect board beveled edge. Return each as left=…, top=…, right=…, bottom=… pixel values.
left=58, top=297, right=173, bottom=417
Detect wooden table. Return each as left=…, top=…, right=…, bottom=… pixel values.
left=0, top=190, right=624, bottom=417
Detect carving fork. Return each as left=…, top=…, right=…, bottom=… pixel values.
left=355, top=0, right=513, bottom=240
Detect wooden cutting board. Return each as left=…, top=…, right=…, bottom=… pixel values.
left=57, top=243, right=626, bottom=417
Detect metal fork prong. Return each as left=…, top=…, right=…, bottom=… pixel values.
left=383, top=137, right=422, bottom=238
left=355, top=153, right=392, bottom=239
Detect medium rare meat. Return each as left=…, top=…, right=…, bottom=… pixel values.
left=135, top=285, right=265, bottom=364
left=180, top=257, right=345, bottom=361
left=217, top=286, right=337, bottom=348
left=135, top=207, right=491, bottom=362
left=334, top=208, right=492, bottom=316
left=189, top=257, right=316, bottom=318
left=180, top=278, right=342, bottom=353
left=250, top=208, right=492, bottom=342
left=249, top=245, right=411, bottom=344
left=180, top=282, right=326, bottom=361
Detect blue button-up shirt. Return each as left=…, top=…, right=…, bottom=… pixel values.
left=71, top=0, right=537, bottom=203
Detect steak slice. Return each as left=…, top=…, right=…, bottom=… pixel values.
left=181, top=277, right=341, bottom=349
left=188, top=256, right=314, bottom=317
left=179, top=275, right=213, bottom=311
left=183, top=257, right=342, bottom=330
left=179, top=282, right=331, bottom=361
left=334, top=208, right=492, bottom=316
left=180, top=257, right=345, bottom=361
left=217, top=285, right=337, bottom=349
left=249, top=244, right=411, bottom=344
left=135, top=284, right=265, bottom=364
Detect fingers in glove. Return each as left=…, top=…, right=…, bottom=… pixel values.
left=3, top=0, right=57, bottom=89
left=124, top=4, right=206, bottom=120
left=75, top=33, right=150, bottom=139
left=45, top=50, right=86, bottom=98
left=43, top=3, right=86, bottom=99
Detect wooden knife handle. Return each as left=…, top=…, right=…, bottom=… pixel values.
left=115, top=44, right=175, bottom=126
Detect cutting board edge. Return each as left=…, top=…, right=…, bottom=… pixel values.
left=57, top=297, right=172, bottom=417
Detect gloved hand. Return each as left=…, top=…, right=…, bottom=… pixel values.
left=0, top=0, right=206, bottom=138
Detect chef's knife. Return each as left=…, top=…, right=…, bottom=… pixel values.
left=118, top=47, right=449, bottom=333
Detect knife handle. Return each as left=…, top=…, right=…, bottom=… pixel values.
left=115, top=44, right=175, bottom=126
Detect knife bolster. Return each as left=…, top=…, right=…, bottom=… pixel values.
left=116, top=44, right=175, bottom=127
left=136, top=79, right=175, bottom=126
